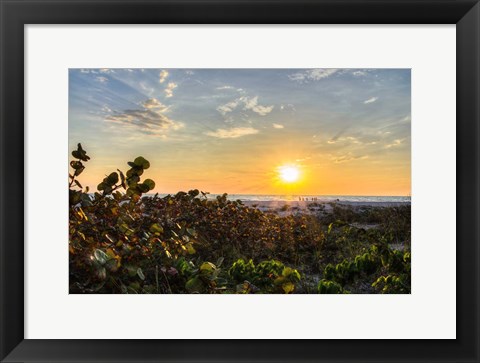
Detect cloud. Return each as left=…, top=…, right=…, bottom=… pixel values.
left=333, top=152, right=369, bottom=164
left=364, top=97, right=378, bottom=104
left=101, top=105, right=112, bottom=113
left=280, top=104, right=296, bottom=112
left=352, top=70, right=367, bottom=77
left=205, top=127, right=259, bottom=139
left=139, top=82, right=155, bottom=96
left=105, top=98, right=182, bottom=137
left=242, top=96, right=274, bottom=116
left=216, top=85, right=235, bottom=90
left=216, top=96, right=273, bottom=117
left=272, top=123, right=284, bottom=129
left=289, top=69, right=338, bottom=82
left=165, top=82, right=177, bottom=98
left=385, top=139, right=404, bottom=149
left=95, top=76, right=108, bottom=83
left=141, top=98, right=169, bottom=111
left=217, top=99, right=241, bottom=115
left=159, top=70, right=169, bottom=83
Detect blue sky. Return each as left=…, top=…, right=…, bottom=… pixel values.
left=69, top=68, right=411, bottom=195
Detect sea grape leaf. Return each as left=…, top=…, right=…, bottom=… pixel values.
left=118, top=169, right=126, bottom=188
left=70, top=161, right=83, bottom=169
left=106, top=172, right=119, bottom=185
left=94, top=249, right=108, bottom=265
left=150, top=223, right=164, bottom=234
left=137, top=268, right=145, bottom=280
left=200, top=262, right=216, bottom=273
left=282, top=282, right=295, bottom=294
left=134, top=156, right=150, bottom=169
left=137, top=183, right=150, bottom=193
left=74, top=166, right=85, bottom=176
left=143, top=179, right=155, bottom=190
left=186, top=243, right=196, bottom=255
left=185, top=277, right=203, bottom=293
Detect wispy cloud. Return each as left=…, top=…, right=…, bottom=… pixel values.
left=288, top=69, right=338, bottom=83
left=217, top=99, right=241, bottom=116
left=159, top=70, right=169, bottom=83
left=352, top=70, right=367, bottom=77
left=333, top=152, right=369, bottom=164
left=142, top=98, right=169, bottom=111
left=216, top=85, right=235, bottom=90
left=217, top=96, right=273, bottom=117
left=272, top=123, right=284, bottom=129
left=96, top=76, right=108, bottom=83
left=280, top=104, right=296, bottom=112
left=364, top=97, right=378, bottom=104
left=385, top=138, right=404, bottom=149
left=242, top=96, right=274, bottom=116
left=105, top=98, right=182, bottom=137
left=165, top=82, right=177, bottom=98
left=205, top=127, right=259, bottom=139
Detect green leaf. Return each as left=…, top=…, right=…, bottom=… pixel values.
left=75, top=143, right=90, bottom=162
left=149, top=223, right=164, bottom=234
left=143, top=179, right=155, bottom=190
left=70, top=161, right=83, bottom=169
left=94, top=249, right=108, bottom=265
left=216, top=257, right=224, bottom=267
left=106, top=172, right=119, bottom=185
left=328, top=223, right=333, bottom=234
left=74, top=180, right=83, bottom=189
left=74, top=166, right=85, bottom=176
left=127, top=174, right=140, bottom=187
left=125, top=265, right=138, bottom=277
left=185, top=276, right=204, bottom=293
left=282, top=267, right=293, bottom=277
left=118, top=169, right=126, bottom=188
left=200, top=262, right=216, bottom=273
left=137, top=183, right=150, bottom=193
left=282, top=282, right=295, bottom=294
left=134, top=156, right=150, bottom=169
left=137, top=268, right=145, bottom=280
left=186, top=243, right=196, bottom=255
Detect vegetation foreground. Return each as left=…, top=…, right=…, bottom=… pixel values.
left=69, top=144, right=411, bottom=294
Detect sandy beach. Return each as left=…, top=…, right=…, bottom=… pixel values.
left=242, top=200, right=411, bottom=217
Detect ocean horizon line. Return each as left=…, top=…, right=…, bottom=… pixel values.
left=147, top=193, right=411, bottom=203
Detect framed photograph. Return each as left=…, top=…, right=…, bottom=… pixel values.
left=1, top=0, right=478, bottom=362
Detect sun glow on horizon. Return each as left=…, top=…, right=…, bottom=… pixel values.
left=278, top=165, right=300, bottom=183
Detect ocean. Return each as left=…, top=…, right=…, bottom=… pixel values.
left=153, top=193, right=411, bottom=203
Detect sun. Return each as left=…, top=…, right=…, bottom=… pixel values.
left=279, top=165, right=300, bottom=183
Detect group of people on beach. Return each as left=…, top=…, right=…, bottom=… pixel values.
left=298, top=197, right=319, bottom=202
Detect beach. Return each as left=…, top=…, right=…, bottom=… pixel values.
left=242, top=199, right=411, bottom=217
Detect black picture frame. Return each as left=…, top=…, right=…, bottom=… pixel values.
left=1, top=1, right=479, bottom=362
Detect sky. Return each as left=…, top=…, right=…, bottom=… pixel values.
left=69, top=68, right=411, bottom=196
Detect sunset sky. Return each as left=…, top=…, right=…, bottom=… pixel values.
left=69, top=68, right=411, bottom=196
